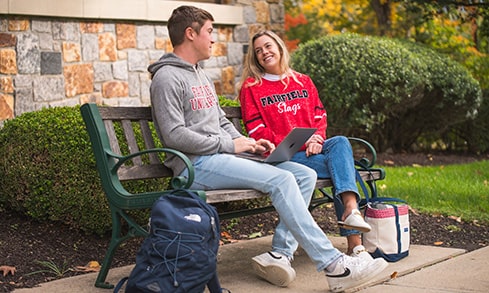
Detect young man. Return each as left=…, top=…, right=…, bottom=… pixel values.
left=149, top=5, right=388, bottom=292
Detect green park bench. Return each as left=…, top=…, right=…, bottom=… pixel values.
left=80, top=103, right=385, bottom=289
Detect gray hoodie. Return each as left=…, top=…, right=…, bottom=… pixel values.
left=148, top=53, right=243, bottom=176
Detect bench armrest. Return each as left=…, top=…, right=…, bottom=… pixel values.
left=107, top=147, right=195, bottom=189
left=348, top=137, right=377, bottom=168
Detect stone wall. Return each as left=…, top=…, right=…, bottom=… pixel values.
left=0, top=0, right=284, bottom=122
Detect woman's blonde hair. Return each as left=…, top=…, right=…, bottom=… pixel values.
left=239, top=30, right=301, bottom=91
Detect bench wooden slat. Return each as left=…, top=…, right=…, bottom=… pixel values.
left=99, top=106, right=152, bottom=120
left=118, top=164, right=173, bottom=181
left=121, top=119, right=142, bottom=166
left=139, top=120, right=160, bottom=164
left=204, top=170, right=381, bottom=204
left=103, top=120, right=122, bottom=156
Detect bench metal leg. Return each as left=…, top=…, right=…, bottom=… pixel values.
left=95, top=209, right=148, bottom=289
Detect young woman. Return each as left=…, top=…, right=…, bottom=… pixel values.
left=239, top=30, right=372, bottom=258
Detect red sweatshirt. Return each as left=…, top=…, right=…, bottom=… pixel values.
left=239, top=72, right=327, bottom=151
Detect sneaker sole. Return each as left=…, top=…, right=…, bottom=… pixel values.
left=329, top=258, right=389, bottom=293
left=251, top=256, right=296, bottom=287
left=337, top=221, right=371, bottom=233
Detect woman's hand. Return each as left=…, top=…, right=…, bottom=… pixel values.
left=305, top=134, right=324, bottom=156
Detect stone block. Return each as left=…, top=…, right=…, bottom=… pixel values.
left=62, top=42, right=81, bottom=62
left=16, top=33, right=40, bottom=74
left=218, top=27, right=233, bottom=42
left=40, top=51, right=62, bottom=75
left=0, top=33, right=16, bottom=47
left=0, top=49, right=17, bottom=74
left=212, top=42, right=227, bottom=57
left=0, top=93, right=14, bottom=120
left=102, top=80, right=128, bottom=98
left=137, top=25, right=155, bottom=49
left=113, top=61, right=128, bottom=80
left=80, top=92, right=103, bottom=105
left=53, top=21, right=79, bottom=41
left=0, top=76, right=13, bottom=93
left=116, top=23, right=136, bottom=49
left=32, top=20, right=51, bottom=33
left=8, top=19, right=29, bottom=31
left=93, top=62, right=112, bottom=82
left=127, top=50, right=148, bottom=72
left=98, top=32, right=117, bottom=61
left=39, top=33, right=54, bottom=50
left=253, top=1, right=270, bottom=24
left=63, top=63, right=94, bottom=97
left=81, top=34, right=98, bottom=61
left=221, top=66, right=235, bottom=95
left=80, top=22, right=103, bottom=33
left=33, top=76, right=65, bottom=101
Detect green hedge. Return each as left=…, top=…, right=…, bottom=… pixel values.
left=291, top=33, right=482, bottom=152
left=0, top=106, right=165, bottom=235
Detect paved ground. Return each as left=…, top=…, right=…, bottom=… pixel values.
left=14, top=235, right=489, bottom=292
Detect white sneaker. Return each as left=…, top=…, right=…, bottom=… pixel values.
left=338, top=209, right=371, bottom=232
left=251, top=251, right=296, bottom=287
left=325, top=254, right=388, bottom=292
left=350, top=245, right=373, bottom=261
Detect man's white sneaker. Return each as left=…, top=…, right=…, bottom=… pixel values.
left=350, top=245, right=373, bottom=261
left=325, top=254, right=388, bottom=292
left=251, top=251, right=296, bottom=287
left=338, top=209, right=371, bottom=232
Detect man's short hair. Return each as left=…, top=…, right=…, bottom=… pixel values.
left=168, top=5, right=214, bottom=47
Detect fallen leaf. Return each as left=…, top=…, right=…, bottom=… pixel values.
left=433, top=241, right=443, bottom=246
left=74, top=261, right=100, bottom=272
left=0, top=266, right=16, bottom=276
left=383, top=160, right=395, bottom=166
left=248, top=232, right=262, bottom=239
left=390, top=271, right=398, bottom=279
left=408, top=205, right=419, bottom=215
left=448, top=215, right=462, bottom=222
left=220, top=231, right=232, bottom=240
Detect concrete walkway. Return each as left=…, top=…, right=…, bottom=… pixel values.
left=14, top=235, right=488, bottom=292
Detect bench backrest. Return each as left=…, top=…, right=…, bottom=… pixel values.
left=81, top=104, right=242, bottom=183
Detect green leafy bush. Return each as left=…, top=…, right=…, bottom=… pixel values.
left=0, top=106, right=163, bottom=235
left=291, top=33, right=482, bottom=152
left=0, top=106, right=112, bottom=234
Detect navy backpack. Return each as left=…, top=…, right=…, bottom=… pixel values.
left=114, top=189, right=228, bottom=293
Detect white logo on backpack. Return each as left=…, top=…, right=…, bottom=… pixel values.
left=184, top=214, right=202, bottom=222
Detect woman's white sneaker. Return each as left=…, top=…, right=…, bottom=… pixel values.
left=338, top=209, right=371, bottom=232
left=351, top=245, right=374, bottom=261
left=251, top=251, right=296, bottom=287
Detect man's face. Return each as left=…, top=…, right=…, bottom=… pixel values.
left=194, top=20, right=215, bottom=61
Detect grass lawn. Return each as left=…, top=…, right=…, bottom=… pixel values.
left=376, top=160, right=489, bottom=223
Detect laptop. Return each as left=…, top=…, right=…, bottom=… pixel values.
left=235, top=127, right=317, bottom=163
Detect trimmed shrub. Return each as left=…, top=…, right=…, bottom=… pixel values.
left=291, top=33, right=482, bottom=152
left=0, top=106, right=164, bottom=235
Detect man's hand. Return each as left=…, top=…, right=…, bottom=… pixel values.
left=233, top=137, right=275, bottom=155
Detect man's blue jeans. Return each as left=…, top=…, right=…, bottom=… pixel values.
left=180, top=154, right=342, bottom=271
left=291, top=135, right=361, bottom=237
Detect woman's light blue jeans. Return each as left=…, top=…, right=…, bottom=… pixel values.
left=291, top=135, right=361, bottom=237
left=180, top=153, right=342, bottom=271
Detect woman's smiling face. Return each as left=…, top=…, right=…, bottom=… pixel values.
left=253, top=34, right=282, bottom=75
